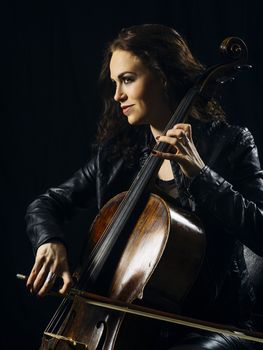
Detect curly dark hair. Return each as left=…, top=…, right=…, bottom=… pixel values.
left=96, top=24, right=225, bottom=165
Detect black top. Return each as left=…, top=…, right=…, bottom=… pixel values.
left=25, top=119, right=263, bottom=329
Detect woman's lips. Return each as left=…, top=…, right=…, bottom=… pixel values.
left=121, top=105, right=134, bottom=115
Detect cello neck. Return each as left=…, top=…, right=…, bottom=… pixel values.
left=78, top=86, right=200, bottom=288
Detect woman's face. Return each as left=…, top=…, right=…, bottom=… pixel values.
left=109, top=50, right=172, bottom=128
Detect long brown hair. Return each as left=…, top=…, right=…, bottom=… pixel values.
left=96, top=24, right=224, bottom=164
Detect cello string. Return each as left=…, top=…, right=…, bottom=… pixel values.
left=15, top=273, right=75, bottom=335
left=76, top=87, right=199, bottom=290
left=45, top=86, right=199, bottom=334
left=39, top=42, right=249, bottom=339
left=45, top=295, right=72, bottom=333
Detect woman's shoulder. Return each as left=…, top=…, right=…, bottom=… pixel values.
left=219, top=123, right=255, bottom=148
left=198, top=118, right=255, bottom=147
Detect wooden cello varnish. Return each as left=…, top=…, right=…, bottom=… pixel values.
left=39, top=36, right=249, bottom=349
left=41, top=191, right=205, bottom=350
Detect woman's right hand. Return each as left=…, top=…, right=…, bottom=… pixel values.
left=26, top=241, right=73, bottom=297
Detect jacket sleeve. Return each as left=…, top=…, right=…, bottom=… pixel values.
left=189, top=127, right=263, bottom=256
left=25, top=156, right=98, bottom=254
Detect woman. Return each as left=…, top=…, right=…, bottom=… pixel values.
left=25, top=24, right=263, bottom=349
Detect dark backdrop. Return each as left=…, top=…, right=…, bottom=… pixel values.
left=2, top=1, right=263, bottom=349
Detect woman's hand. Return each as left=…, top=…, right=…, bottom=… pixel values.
left=153, top=123, right=205, bottom=178
left=26, top=241, right=73, bottom=297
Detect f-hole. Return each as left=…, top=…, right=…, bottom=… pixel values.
left=96, top=321, right=107, bottom=350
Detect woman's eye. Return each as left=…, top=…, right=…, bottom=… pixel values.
left=122, top=77, right=134, bottom=84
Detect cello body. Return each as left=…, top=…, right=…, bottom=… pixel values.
left=41, top=192, right=205, bottom=349
left=38, top=36, right=250, bottom=350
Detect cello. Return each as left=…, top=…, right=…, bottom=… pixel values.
left=20, top=36, right=254, bottom=349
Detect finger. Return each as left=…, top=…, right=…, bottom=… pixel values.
left=37, top=270, right=57, bottom=297
left=58, top=271, right=73, bottom=295
left=152, top=150, right=183, bottom=161
left=166, top=130, right=190, bottom=147
left=166, top=128, right=186, bottom=139
left=180, top=132, right=191, bottom=146
left=32, top=264, right=51, bottom=294
left=156, top=135, right=187, bottom=153
left=172, top=123, right=192, bottom=142
left=26, top=259, right=45, bottom=291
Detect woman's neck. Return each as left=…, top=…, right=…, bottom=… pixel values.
left=149, top=107, right=172, bottom=139
left=149, top=115, right=171, bottom=139
left=150, top=125, right=163, bottom=139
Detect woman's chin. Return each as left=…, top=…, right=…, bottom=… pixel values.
left=126, top=115, right=146, bottom=126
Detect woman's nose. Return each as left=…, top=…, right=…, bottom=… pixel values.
left=114, top=84, right=126, bottom=102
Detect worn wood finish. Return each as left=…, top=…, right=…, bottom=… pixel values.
left=42, top=192, right=205, bottom=350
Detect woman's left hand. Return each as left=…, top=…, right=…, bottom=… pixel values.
left=153, top=123, right=205, bottom=178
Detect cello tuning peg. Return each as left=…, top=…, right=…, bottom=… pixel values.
left=235, top=64, right=253, bottom=71
left=216, top=76, right=236, bottom=85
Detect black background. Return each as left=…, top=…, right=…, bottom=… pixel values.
left=2, top=1, right=263, bottom=348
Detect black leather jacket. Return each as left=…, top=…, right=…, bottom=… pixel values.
left=25, top=119, right=263, bottom=327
